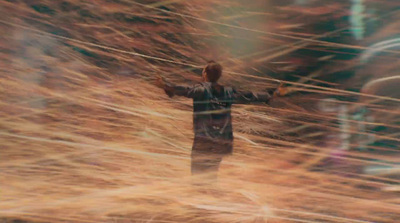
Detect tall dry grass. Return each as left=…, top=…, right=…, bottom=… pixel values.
left=0, top=1, right=399, bottom=222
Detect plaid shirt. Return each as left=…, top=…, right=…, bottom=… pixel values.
left=164, top=82, right=273, bottom=153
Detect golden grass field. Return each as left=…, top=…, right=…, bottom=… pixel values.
left=1, top=1, right=399, bottom=222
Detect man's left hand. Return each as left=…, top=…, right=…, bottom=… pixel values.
left=274, top=83, right=289, bottom=97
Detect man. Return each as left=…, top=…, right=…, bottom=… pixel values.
left=156, top=61, right=286, bottom=180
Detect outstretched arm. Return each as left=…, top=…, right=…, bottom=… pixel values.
left=155, top=76, right=202, bottom=98
left=232, top=83, right=288, bottom=104
left=232, top=89, right=274, bottom=104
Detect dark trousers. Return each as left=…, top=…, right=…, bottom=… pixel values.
left=190, top=137, right=232, bottom=180
left=191, top=150, right=223, bottom=175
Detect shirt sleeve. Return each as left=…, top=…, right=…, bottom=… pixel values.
left=232, top=88, right=274, bottom=104
left=164, top=82, right=203, bottom=99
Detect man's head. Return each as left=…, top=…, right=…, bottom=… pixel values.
left=202, top=60, right=222, bottom=83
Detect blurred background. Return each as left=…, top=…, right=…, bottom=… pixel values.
left=0, top=0, right=399, bottom=222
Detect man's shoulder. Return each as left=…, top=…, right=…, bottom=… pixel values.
left=199, top=82, right=233, bottom=89
left=192, top=83, right=206, bottom=91
left=192, top=83, right=235, bottom=94
left=221, top=85, right=234, bottom=94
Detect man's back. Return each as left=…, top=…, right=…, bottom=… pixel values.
left=191, top=82, right=234, bottom=146
left=162, top=81, right=274, bottom=154
left=155, top=60, right=285, bottom=177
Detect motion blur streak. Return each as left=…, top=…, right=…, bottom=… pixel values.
left=0, top=1, right=399, bottom=223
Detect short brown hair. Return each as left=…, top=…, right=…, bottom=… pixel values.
left=204, top=60, right=222, bottom=82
